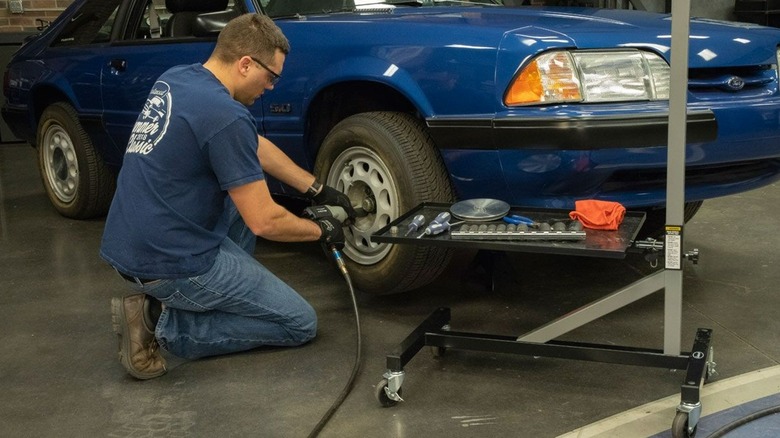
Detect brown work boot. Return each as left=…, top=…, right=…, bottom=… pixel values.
left=111, top=294, right=167, bottom=380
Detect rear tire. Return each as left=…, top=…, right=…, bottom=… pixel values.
left=314, top=112, right=454, bottom=295
left=36, top=102, right=115, bottom=218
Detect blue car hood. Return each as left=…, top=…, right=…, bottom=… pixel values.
left=314, top=7, right=780, bottom=67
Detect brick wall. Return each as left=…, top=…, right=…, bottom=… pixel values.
left=0, top=1, right=73, bottom=32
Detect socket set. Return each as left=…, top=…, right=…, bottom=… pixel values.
left=373, top=203, right=646, bottom=259
left=450, top=220, right=585, bottom=241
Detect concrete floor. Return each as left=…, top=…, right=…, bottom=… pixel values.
left=1, top=142, right=779, bottom=437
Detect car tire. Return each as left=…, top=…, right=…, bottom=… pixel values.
left=638, top=200, right=703, bottom=239
left=36, top=102, right=115, bottom=219
left=314, top=111, right=454, bottom=295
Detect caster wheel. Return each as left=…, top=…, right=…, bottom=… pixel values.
left=672, top=412, right=697, bottom=438
left=430, top=346, right=447, bottom=357
left=375, top=379, right=401, bottom=407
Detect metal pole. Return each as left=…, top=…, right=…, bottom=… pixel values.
left=664, top=0, right=691, bottom=355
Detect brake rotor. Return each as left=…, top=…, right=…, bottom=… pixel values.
left=450, top=198, right=510, bottom=222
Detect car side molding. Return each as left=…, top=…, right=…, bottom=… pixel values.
left=426, top=110, right=717, bottom=150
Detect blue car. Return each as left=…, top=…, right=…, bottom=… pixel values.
left=3, top=0, right=780, bottom=293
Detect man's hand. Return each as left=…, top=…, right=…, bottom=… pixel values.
left=315, top=216, right=345, bottom=248
left=312, top=184, right=357, bottom=220
left=302, top=205, right=346, bottom=248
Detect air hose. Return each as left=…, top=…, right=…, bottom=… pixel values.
left=706, top=404, right=780, bottom=438
left=307, top=246, right=363, bottom=438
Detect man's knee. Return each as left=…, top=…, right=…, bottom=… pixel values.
left=291, top=307, right=317, bottom=345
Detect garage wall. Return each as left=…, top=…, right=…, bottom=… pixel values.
left=692, top=1, right=738, bottom=21
left=640, top=0, right=737, bottom=21
left=0, top=0, right=73, bottom=32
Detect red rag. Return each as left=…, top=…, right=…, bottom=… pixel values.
left=569, top=200, right=626, bottom=231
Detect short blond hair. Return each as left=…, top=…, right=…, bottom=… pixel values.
left=212, top=14, right=290, bottom=64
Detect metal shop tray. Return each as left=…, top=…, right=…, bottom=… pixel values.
left=372, top=202, right=645, bottom=259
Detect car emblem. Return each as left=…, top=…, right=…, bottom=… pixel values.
left=726, top=76, right=745, bottom=91
left=269, top=103, right=291, bottom=114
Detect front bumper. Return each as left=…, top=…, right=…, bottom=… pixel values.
left=429, top=102, right=780, bottom=209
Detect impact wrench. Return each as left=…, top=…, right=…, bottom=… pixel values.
left=303, top=204, right=367, bottom=224
left=302, top=204, right=365, bottom=438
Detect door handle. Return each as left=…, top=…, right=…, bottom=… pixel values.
left=109, top=59, right=127, bottom=72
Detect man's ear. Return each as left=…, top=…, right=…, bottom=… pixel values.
left=238, top=56, right=252, bottom=76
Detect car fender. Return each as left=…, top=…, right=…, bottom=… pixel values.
left=304, top=55, right=435, bottom=118
left=25, top=63, right=108, bottom=152
left=4, top=60, right=82, bottom=142
left=31, top=73, right=82, bottom=113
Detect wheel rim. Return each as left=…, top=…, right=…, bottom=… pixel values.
left=42, top=123, right=78, bottom=203
left=326, top=146, right=399, bottom=265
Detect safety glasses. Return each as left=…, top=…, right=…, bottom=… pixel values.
left=250, top=56, right=281, bottom=86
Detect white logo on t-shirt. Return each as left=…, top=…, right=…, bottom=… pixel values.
left=126, top=81, right=172, bottom=155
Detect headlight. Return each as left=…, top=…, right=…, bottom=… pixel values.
left=505, top=49, right=671, bottom=106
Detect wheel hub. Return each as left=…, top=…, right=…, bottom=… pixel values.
left=42, top=124, right=78, bottom=203
left=327, top=146, right=399, bottom=265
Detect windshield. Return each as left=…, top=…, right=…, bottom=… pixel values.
left=261, top=0, right=506, bottom=18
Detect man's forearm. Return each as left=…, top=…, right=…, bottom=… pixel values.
left=229, top=180, right=322, bottom=241
left=256, top=135, right=317, bottom=194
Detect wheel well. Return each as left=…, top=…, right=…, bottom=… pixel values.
left=305, top=81, right=419, bottom=159
left=31, top=86, right=72, bottom=145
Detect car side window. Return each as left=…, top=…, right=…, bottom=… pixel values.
left=53, top=0, right=123, bottom=46
left=132, top=0, right=168, bottom=40
left=129, top=0, right=239, bottom=40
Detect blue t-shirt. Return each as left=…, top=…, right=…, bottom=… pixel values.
left=100, top=64, right=264, bottom=278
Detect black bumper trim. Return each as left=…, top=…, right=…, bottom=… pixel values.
left=1, top=106, right=33, bottom=143
left=426, top=110, right=717, bottom=150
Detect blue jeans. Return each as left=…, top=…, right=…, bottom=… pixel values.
left=123, top=201, right=317, bottom=359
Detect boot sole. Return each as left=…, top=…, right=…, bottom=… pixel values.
left=111, top=297, right=166, bottom=380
